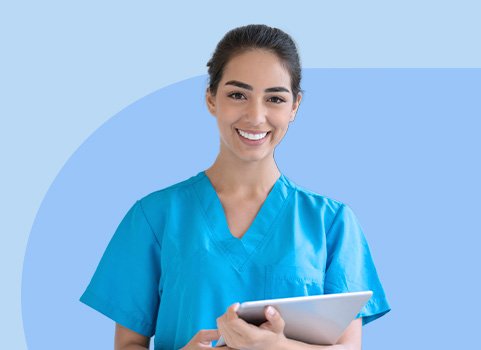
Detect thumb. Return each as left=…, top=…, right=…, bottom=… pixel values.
left=260, top=306, right=285, bottom=333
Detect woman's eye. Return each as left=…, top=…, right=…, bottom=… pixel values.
left=268, top=96, right=285, bottom=104
left=228, top=92, right=246, bottom=100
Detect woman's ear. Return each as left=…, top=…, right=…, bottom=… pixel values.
left=290, top=92, right=302, bottom=122
left=206, top=87, right=216, bottom=116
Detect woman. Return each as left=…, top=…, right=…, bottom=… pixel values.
left=80, top=24, right=391, bottom=349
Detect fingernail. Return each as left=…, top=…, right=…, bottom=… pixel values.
left=233, top=302, right=240, bottom=311
left=267, top=306, right=276, bottom=316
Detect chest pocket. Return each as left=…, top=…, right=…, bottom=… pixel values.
left=264, top=265, right=325, bottom=300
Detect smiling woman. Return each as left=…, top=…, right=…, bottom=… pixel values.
left=205, top=48, right=301, bottom=164
left=79, top=24, right=391, bottom=350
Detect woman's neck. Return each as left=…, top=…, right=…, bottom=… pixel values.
left=204, top=156, right=281, bottom=198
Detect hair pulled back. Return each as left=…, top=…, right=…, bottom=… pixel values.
left=206, top=24, right=302, bottom=101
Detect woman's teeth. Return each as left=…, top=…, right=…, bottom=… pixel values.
left=237, top=129, right=269, bottom=140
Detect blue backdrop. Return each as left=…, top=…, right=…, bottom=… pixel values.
left=22, top=69, right=481, bottom=349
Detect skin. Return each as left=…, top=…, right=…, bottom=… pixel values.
left=114, top=323, right=150, bottom=349
left=115, top=49, right=362, bottom=349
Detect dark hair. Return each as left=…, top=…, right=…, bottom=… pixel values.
left=206, top=24, right=302, bottom=101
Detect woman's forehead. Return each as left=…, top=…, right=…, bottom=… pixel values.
left=221, top=51, right=291, bottom=90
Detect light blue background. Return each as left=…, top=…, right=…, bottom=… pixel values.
left=2, top=1, right=481, bottom=349
left=20, top=69, right=481, bottom=349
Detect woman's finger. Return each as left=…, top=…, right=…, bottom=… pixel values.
left=226, top=302, right=240, bottom=321
left=217, top=314, right=243, bottom=345
left=180, top=329, right=221, bottom=349
left=218, top=303, right=254, bottom=348
left=195, top=329, right=220, bottom=344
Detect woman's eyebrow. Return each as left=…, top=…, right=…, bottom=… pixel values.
left=224, top=80, right=290, bottom=93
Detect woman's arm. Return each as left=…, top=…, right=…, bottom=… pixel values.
left=114, top=323, right=150, bottom=350
left=277, top=317, right=362, bottom=350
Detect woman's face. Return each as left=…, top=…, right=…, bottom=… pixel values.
left=206, top=49, right=302, bottom=164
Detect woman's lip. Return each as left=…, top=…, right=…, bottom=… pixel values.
left=236, top=128, right=270, bottom=145
left=236, top=128, right=270, bottom=134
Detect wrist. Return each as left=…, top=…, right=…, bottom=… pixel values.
left=274, top=334, right=292, bottom=350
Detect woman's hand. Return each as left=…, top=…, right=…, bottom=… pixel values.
left=180, top=329, right=235, bottom=349
left=216, top=302, right=287, bottom=350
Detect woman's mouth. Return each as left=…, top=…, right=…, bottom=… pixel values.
left=236, top=128, right=270, bottom=140
left=235, top=128, right=271, bottom=146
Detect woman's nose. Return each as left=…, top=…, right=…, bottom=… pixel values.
left=245, top=99, right=267, bottom=125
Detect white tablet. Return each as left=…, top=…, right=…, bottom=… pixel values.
left=215, top=290, right=372, bottom=347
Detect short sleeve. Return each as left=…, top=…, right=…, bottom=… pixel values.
left=324, top=203, right=391, bottom=326
left=79, top=200, right=161, bottom=337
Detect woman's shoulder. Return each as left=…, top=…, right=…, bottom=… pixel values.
left=282, top=173, right=345, bottom=212
left=127, top=172, right=204, bottom=234
left=137, top=171, right=204, bottom=210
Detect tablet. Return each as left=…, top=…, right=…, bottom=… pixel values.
left=215, top=290, right=372, bottom=347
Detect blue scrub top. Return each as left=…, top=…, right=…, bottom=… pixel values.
left=80, top=170, right=391, bottom=349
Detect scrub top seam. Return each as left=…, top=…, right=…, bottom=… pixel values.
left=191, top=178, right=237, bottom=267
left=138, top=199, right=162, bottom=249
left=238, top=183, right=295, bottom=272
left=191, top=182, right=215, bottom=236
left=325, top=203, right=345, bottom=239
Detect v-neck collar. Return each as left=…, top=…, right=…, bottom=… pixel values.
left=192, top=170, right=293, bottom=272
